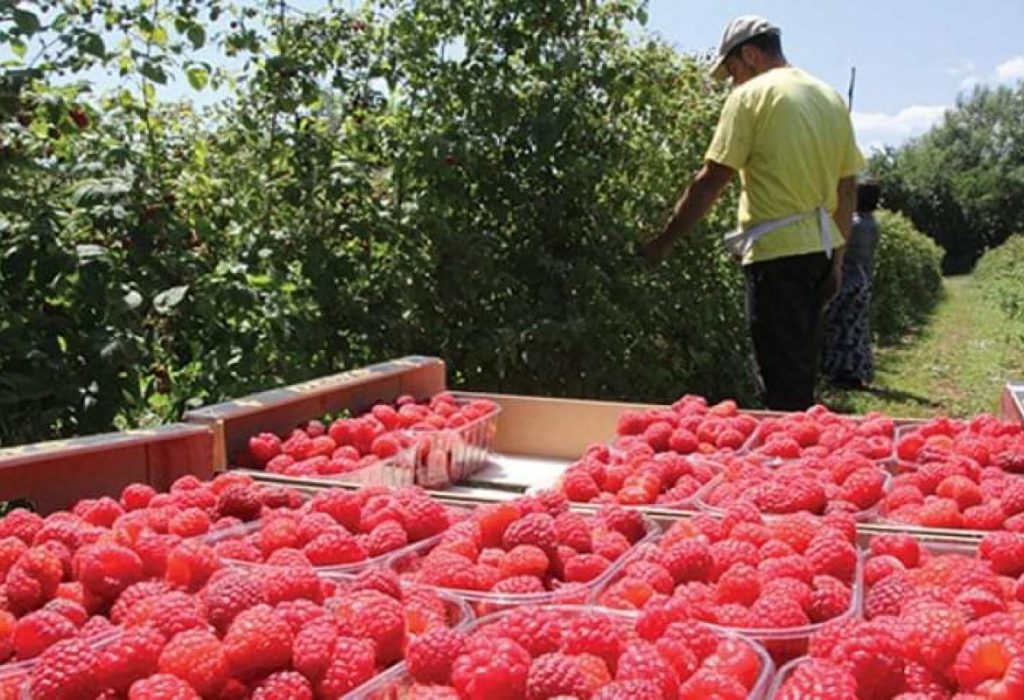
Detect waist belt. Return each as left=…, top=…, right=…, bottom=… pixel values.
left=723, top=206, right=833, bottom=260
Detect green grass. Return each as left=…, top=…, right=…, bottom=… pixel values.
left=822, top=275, right=1024, bottom=419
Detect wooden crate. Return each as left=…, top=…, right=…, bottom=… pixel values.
left=0, top=423, right=213, bottom=514
left=1002, top=381, right=1024, bottom=424
left=183, top=356, right=446, bottom=470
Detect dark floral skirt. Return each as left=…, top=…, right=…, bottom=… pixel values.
left=822, top=262, right=874, bottom=385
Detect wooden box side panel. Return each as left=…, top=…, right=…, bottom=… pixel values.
left=0, top=425, right=214, bottom=514
left=185, top=356, right=446, bottom=469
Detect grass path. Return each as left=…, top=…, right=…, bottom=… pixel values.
left=822, top=275, right=1024, bottom=419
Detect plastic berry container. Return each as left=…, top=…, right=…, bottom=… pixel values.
left=765, top=655, right=811, bottom=698
left=347, top=604, right=776, bottom=700
left=202, top=489, right=466, bottom=577
left=695, top=469, right=891, bottom=524
left=406, top=397, right=502, bottom=488
left=10, top=628, right=122, bottom=699
left=204, top=519, right=451, bottom=578
left=390, top=512, right=662, bottom=616
left=542, top=447, right=725, bottom=511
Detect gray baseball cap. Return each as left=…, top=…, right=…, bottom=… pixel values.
left=710, top=15, right=781, bottom=80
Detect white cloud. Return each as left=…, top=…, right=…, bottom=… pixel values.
left=995, top=55, right=1024, bottom=82
left=852, top=105, right=949, bottom=151
left=960, top=75, right=981, bottom=91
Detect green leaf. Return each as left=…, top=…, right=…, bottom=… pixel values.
left=186, top=65, right=209, bottom=91
left=12, top=9, right=40, bottom=36
left=80, top=32, right=106, bottom=58
left=9, top=40, right=27, bottom=59
left=153, top=285, right=189, bottom=314
left=187, top=24, right=206, bottom=50
left=139, top=62, right=168, bottom=84
left=123, top=290, right=143, bottom=310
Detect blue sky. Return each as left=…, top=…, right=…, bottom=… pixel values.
left=645, top=0, right=1024, bottom=151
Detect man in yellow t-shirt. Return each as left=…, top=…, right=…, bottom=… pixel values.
left=642, top=15, right=865, bottom=410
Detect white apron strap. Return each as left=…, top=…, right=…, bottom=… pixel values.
left=724, top=206, right=833, bottom=259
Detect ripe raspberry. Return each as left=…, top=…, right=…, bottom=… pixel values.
left=917, top=498, right=965, bottom=529
left=75, top=542, right=145, bottom=600
left=42, top=598, right=87, bottom=627
left=128, top=673, right=200, bottom=699
left=407, top=627, right=467, bottom=684
left=203, top=571, right=265, bottom=632
left=808, top=575, right=852, bottom=622
left=703, top=638, right=763, bottom=690
left=616, top=640, right=680, bottom=699
left=215, top=486, right=263, bottom=522
left=402, top=497, right=452, bottom=542
left=110, top=580, right=172, bottom=624
left=560, top=611, right=624, bottom=671
left=451, top=636, right=531, bottom=700
left=775, top=659, right=857, bottom=700
left=563, top=553, right=610, bottom=583
left=503, top=513, right=556, bottom=552
left=27, top=637, right=99, bottom=700
left=249, top=432, right=283, bottom=465
left=553, top=512, right=592, bottom=552
left=621, top=561, right=674, bottom=595
left=5, top=546, right=62, bottom=614
left=0, top=508, right=44, bottom=544
left=661, top=539, right=712, bottom=584
left=500, top=545, right=550, bottom=579
left=364, top=520, right=408, bottom=558
left=13, top=609, right=76, bottom=659
left=564, top=469, right=601, bottom=502
left=164, top=539, right=218, bottom=591
left=598, top=506, right=647, bottom=543
left=865, top=573, right=913, bottom=619
left=980, top=532, right=1024, bottom=576
left=715, top=564, right=760, bottom=606
left=593, top=680, right=663, bottom=700
left=617, top=410, right=649, bottom=436
left=292, top=619, right=339, bottom=682
left=317, top=636, right=378, bottom=698
left=223, top=604, right=293, bottom=680
left=526, top=652, right=591, bottom=699
left=158, top=628, right=229, bottom=696
left=901, top=602, right=968, bottom=671
left=709, top=539, right=760, bottom=581
left=304, top=528, right=368, bottom=566
left=96, top=625, right=166, bottom=692
left=310, top=490, right=362, bottom=532
left=964, top=502, right=1007, bottom=530
left=75, top=497, right=125, bottom=528
left=805, top=535, right=858, bottom=582
left=952, top=634, right=1024, bottom=694
left=252, top=670, right=314, bottom=700
left=869, top=534, right=921, bottom=568
left=124, top=591, right=207, bottom=640
left=0, top=537, right=27, bottom=579
left=332, top=589, right=406, bottom=664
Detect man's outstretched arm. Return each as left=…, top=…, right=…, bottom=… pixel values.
left=833, top=175, right=857, bottom=241
left=641, top=161, right=736, bottom=264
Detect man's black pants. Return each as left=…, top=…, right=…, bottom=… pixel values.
left=744, top=251, right=836, bottom=411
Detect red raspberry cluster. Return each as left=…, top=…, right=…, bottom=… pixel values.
left=699, top=453, right=889, bottom=517
left=403, top=606, right=767, bottom=700
left=242, top=392, right=499, bottom=478
left=777, top=532, right=1024, bottom=699
left=207, top=486, right=458, bottom=567
left=748, top=406, right=894, bottom=462
left=882, top=454, right=1024, bottom=530
left=0, top=473, right=304, bottom=665
left=21, top=564, right=459, bottom=700
left=400, top=494, right=651, bottom=610
left=614, top=395, right=759, bottom=455
left=561, top=443, right=719, bottom=507
left=596, top=509, right=858, bottom=663
left=896, top=414, right=1024, bottom=473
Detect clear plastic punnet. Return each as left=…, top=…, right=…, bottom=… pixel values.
left=695, top=470, right=891, bottom=523
left=407, top=398, right=501, bottom=488
left=345, top=605, right=776, bottom=700
left=389, top=512, right=661, bottom=616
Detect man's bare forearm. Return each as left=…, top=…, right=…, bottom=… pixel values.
left=660, top=163, right=735, bottom=243
left=833, top=176, right=857, bottom=241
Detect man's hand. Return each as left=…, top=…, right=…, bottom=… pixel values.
left=640, top=233, right=673, bottom=265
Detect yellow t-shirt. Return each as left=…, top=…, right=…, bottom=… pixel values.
left=705, top=66, right=866, bottom=265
